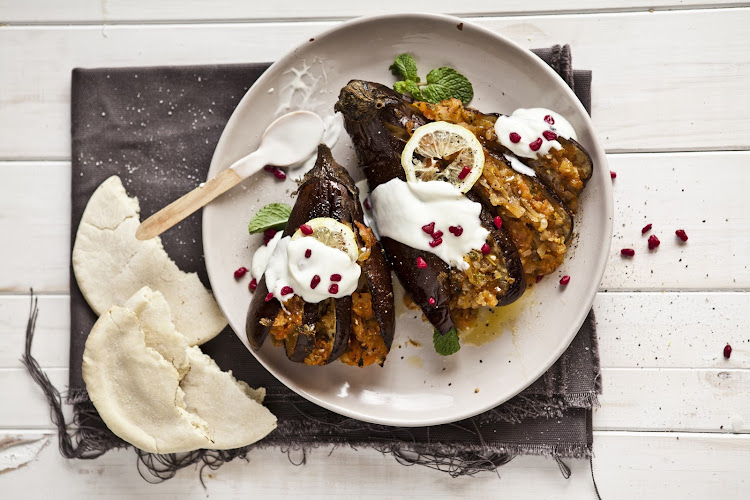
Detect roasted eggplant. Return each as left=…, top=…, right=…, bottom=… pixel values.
left=246, top=144, right=395, bottom=366
left=414, top=98, right=593, bottom=213
left=335, top=80, right=526, bottom=334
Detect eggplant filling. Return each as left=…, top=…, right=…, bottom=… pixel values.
left=450, top=237, right=513, bottom=310
left=339, top=291, right=388, bottom=367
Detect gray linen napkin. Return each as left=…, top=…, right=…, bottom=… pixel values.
left=25, top=45, right=599, bottom=479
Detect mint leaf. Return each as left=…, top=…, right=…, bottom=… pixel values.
left=421, top=67, right=474, bottom=105
left=394, top=80, right=423, bottom=100
left=433, top=327, right=461, bottom=356
left=248, top=203, right=292, bottom=234
left=389, top=54, right=420, bottom=83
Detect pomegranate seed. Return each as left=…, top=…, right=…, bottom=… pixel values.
left=429, top=238, right=443, bottom=248
left=529, top=138, right=543, bottom=151
left=559, top=275, right=571, bottom=286
left=481, top=243, right=491, bottom=254
left=263, top=165, right=286, bottom=180
left=416, top=257, right=428, bottom=269
left=432, top=230, right=444, bottom=240
left=544, top=115, right=555, bottom=125
left=428, top=297, right=436, bottom=306
left=421, top=222, right=435, bottom=235
left=330, top=273, right=342, bottom=282
left=448, top=225, right=463, bottom=236
left=310, top=275, right=321, bottom=289
left=675, top=229, right=688, bottom=242
left=724, top=344, right=732, bottom=359
left=234, top=267, right=248, bottom=279
left=641, top=223, right=652, bottom=234
left=305, top=248, right=312, bottom=258
left=621, top=248, right=635, bottom=257
left=264, top=228, right=277, bottom=239
left=610, top=170, right=617, bottom=179
left=280, top=286, right=294, bottom=296
left=457, top=166, right=472, bottom=180
left=542, top=130, right=557, bottom=141
left=328, top=284, right=339, bottom=294
left=248, top=278, right=258, bottom=291
left=648, top=234, right=660, bottom=250
left=535, top=275, right=544, bottom=283
left=509, top=132, right=521, bottom=143
left=493, top=216, right=503, bottom=229
left=264, top=293, right=274, bottom=302
left=300, top=224, right=313, bottom=235
left=363, top=198, right=371, bottom=210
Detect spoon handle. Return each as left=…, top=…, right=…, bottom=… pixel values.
left=135, top=168, right=242, bottom=240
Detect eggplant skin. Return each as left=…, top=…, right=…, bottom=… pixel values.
left=245, top=144, right=395, bottom=365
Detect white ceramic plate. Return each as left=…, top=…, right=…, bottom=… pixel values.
left=203, top=13, right=612, bottom=427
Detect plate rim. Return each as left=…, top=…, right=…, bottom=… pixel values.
left=203, top=12, right=613, bottom=427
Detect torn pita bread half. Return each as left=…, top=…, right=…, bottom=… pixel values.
left=83, top=286, right=276, bottom=454
left=73, top=175, right=225, bottom=345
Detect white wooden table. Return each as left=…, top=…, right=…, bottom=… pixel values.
left=1, top=2, right=748, bottom=498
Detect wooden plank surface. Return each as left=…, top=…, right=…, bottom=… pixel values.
left=1, top=9, right=750, bottom=159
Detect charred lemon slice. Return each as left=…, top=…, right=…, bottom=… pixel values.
left=401, top=121, right=485, bottom=193
left=291, top=217, right=359, bottom=261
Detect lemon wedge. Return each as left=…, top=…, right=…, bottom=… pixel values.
left=401, top=121, right=485, bottom=193
left=291, top=217, right=359, bottom=261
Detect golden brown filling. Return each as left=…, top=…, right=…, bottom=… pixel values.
left=450, top=238, right=512, bottom=310
left=340, top=292, right=387, bottom=367
left=303, top=299, right=336, bottom=366
left=269, top=295, right=304, bottom=342
left=532, top=140, right=584, bottom=212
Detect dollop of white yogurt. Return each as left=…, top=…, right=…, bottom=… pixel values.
left=251, top=231, right=283, bottom=281
left=494, top=108, right=577, bottom=159
left=370, top=179, right=489, bottom=271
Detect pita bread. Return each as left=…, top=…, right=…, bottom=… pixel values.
left=83, top=287, right=276, bottom=454
left=73, top=175, right=225, bottom=345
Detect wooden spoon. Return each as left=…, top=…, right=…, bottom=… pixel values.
left=135, top=111, right=325, bottom=241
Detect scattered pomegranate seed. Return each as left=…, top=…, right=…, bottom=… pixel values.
left=641, top=223, right=652, bottom=234
left=529, top=138, right=543, bottom=151
left=300, top=224, right=313, bottom=235
left=493, top=216, right=503, bottom=229
left=330, top=273, right=342, bottom=282
left=675, top=229, right=688, bottom=242
left=280, top=286, right=294, bottom=296
left=481, top=243, right=491, bottom=254
left=448, top=225, right=463, bottom=236
left=429, top=238, right=443, bottom=248
left=422, top=222, right=435, bottom=235
left=509, top=132, right=521, bottom=143
left=542, top=130, right=557, bottom=141
left=263, top=165, right=286, bottom=180
left=416, top=257, right=428, bottom=269
left=305, top=249, right=312, bottom=258
left=559, top=275, right=571, bottom=286
left=248, top=278, right=258, bottom=291
left=610, top=170, right=617, bottom=179
left=432, top=230, right=444, bottom=240
left=328, top=284, right=339, bottom=294
left=535, top=275, right=544, bottom=283
left=621, top=248, right=635, bottom=257
left=428, top=297, right=436, bottom=306
left=458, top=166, right=472, bottom=180
left=724, top=344, right=732, bottom=359
left=234, top=267, right=248, bottom=279
left=544, top=115, right=555, bottom=125
left=363, top=198, right=371, bottom=210
left=648, top=234, right=660, bottom=250
left=264, top=293, right=274, bottom=302
left=310, top=275, right=321, bottom=289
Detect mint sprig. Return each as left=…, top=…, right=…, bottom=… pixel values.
left=248, top=203, right=292, bottom=234
left=433, top=327, right=461, bottom=356
left=390, top=54, right=474, bottom=105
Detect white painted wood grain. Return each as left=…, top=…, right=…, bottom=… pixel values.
left=1, top=0, right=745, bottom=23
left=1, top=9, right=750, bottom=159
left=0, top=430, right=746, bottom=499
left=0, top=368, right=73, bottom=429
left=0, top=295, right=70, bottom=369
left=2, top=152, right=747, bottom=293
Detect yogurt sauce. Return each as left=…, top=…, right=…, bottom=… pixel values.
left=503, top=153, right=536, bottom=177
left=494, top=108, right=577, bottom=159
left=253, top=234, right=361, bottom=304
left=370, top=179, right=489, bottom=271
